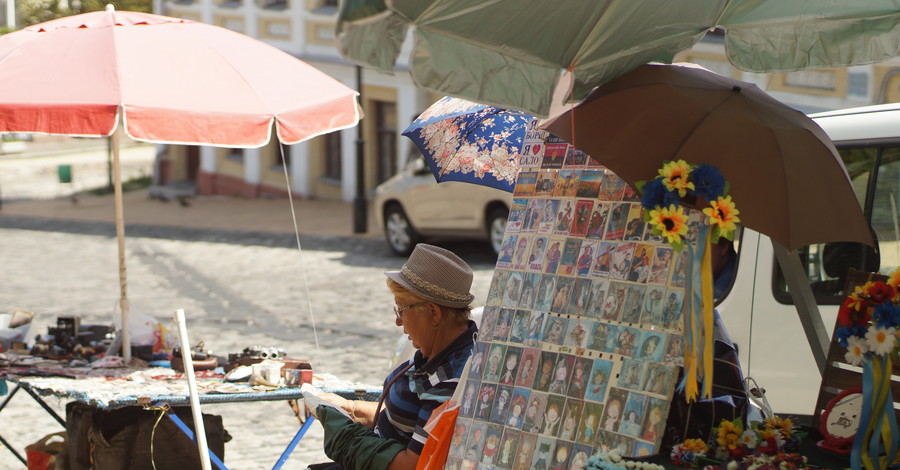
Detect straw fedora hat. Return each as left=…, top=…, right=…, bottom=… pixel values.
left=385, top=243, right=475, bottom=308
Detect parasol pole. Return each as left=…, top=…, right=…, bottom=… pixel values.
left=111, top=128, right=131, bottom=363
left=174, top=309, right=212, bottom=470
left=772, top=241, right=829, bottom=373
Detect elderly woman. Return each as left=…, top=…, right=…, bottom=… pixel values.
left=308, top=243, right=478, bottom=470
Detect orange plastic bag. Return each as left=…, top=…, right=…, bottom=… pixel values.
left=26, top=431, right=66, bottom=470
left=416, top=399, right=459, bottom=470
left=416, top=354, right=475, bottom=470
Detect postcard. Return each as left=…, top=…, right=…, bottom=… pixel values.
left=570, top=199, right=595, bottom=237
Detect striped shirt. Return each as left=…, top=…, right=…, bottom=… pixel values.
left=374, top=321, right=477, bottom=455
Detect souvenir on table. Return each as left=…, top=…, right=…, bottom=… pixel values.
left=450, top=130, right=690, bottom=466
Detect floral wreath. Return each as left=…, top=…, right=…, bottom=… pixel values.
left=835, top=268, right=900, bottom=365
left=636, top=159, right=740, bottom=252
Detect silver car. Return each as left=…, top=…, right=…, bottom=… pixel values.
left=373, top=157, right=513, bottom=256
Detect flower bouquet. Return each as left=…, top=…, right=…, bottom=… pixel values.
left=833, top=268, right=900, bottom=470
left=670, top=438, right=709, bottom=468
left=636, top=160, right=740, bottom=402
left=670, top=417, right=828, bottom=470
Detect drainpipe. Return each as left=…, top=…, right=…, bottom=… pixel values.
left=353, top=65, right=367, bottom=233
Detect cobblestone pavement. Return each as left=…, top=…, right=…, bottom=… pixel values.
left=0, top=221, right=498, bottom=470
left=0, top=144, right=500, bottom=469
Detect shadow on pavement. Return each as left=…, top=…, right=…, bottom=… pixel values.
left=0, top=216, right=500, bottom=269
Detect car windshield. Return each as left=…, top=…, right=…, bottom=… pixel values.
left=775, top=145, right=900, bottom=304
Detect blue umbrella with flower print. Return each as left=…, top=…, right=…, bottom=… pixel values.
left=402, top=97, right=535, bottom=192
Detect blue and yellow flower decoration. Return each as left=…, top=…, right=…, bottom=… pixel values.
left=637, top=160, right=740, bottom=252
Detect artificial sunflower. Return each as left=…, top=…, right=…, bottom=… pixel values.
left=648, top=204, right=689, bottom=248
left=658, top=159, right=695, bottom=197
left=716, top=420, right=741, bottom=450
left=702, top=195, right=740, bottom=241
left=763, top=416, right=795, bottom=439
left=681, top=438, right=708, bottom=453
left=889, top=268, right=900, bottom=289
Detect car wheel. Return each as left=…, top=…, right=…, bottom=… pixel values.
left=384, top=204, right=419, bottom=256
left=486, top=207, right=509, bottom=257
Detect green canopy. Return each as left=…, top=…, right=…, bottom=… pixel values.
left=338, top=0, right=900, bottom=116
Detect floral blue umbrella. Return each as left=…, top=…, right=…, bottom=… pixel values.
left=402, top=97, right=534, bottom=192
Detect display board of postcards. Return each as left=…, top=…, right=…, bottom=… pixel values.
left=447, top=124, right=692, bottom=469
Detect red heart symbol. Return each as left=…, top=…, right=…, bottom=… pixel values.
left=532, top=144, right=541, bottom=155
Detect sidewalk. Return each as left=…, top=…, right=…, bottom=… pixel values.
left=0, top=189, right=381, bottom=239
left=0, top=135, right=380, bottom=239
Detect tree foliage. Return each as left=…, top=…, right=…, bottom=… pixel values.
left=13, top=0, right=152, bottom=29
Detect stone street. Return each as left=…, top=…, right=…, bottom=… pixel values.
left=0, top=144, right=499, bottom=469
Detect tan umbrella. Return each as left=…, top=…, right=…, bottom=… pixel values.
left=543, top=63, right=873, bottom=251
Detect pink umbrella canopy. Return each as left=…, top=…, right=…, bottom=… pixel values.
left=0, top=8, right=361, bottom=366
left=0, top=8, right=360, bottom=145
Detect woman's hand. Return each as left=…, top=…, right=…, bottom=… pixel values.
left=317, top=393, right=351, bottom=409
left=304, top=393, right=378, bottom=427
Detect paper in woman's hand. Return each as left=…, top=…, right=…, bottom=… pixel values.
left=302, top=390, right=352, bottom=419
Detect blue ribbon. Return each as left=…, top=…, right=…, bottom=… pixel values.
left=676, top=241, right=695, bottom=395
left=851, top=358, right=873, bottom=470
left=868, top=357, right=884, bottom=468
left=675, top=225, right=711, bottom=398
left=870, top=355, right=899, bottom=467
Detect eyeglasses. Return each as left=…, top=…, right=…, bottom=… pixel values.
left=393, top=301, right=428, bottom=320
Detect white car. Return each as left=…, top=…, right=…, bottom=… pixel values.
left=373, top=157, right=514, bottom=256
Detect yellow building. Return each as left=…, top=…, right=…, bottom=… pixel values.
left=156, top=0, right=438, bottom=202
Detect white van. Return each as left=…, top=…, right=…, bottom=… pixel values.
left=720, top=103, right=900, bottom=417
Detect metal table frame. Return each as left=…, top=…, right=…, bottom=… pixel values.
left=0, top=382, right=66, bottom=465
left=0, top=376, right=379, bottom=469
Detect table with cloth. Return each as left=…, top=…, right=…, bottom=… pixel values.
left=0, top=364, right=380, bottom=469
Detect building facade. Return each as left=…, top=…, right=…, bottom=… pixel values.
left=153, top=1, right=900, bottom=202
left=155, top=0, right=438, bottom=202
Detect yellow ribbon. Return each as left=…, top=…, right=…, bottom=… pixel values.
left=700, top=234, right=714, bottom=399
left=684, top=349, right=698, bottom=401
left=862, top=356, right=893, bottom=470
